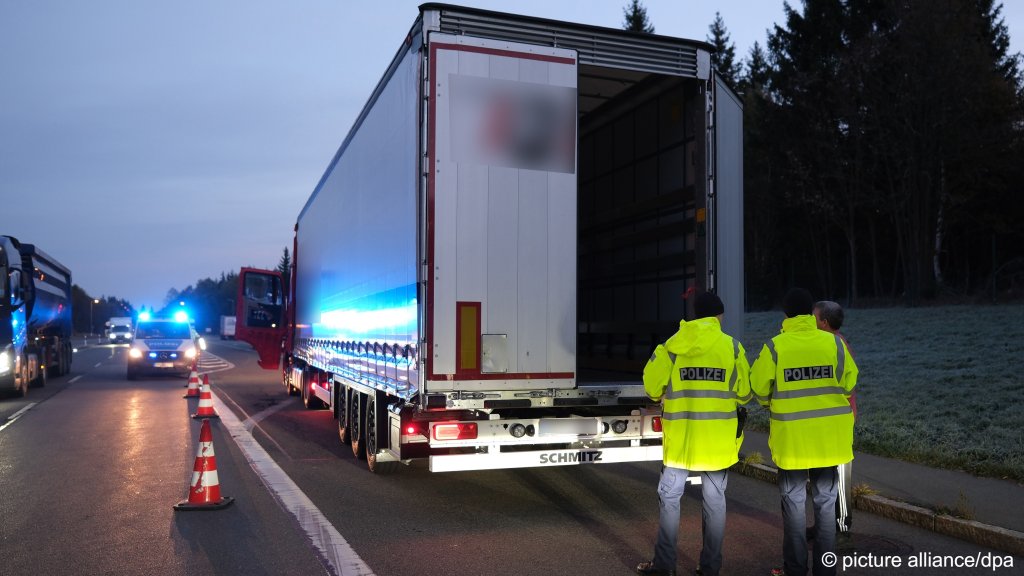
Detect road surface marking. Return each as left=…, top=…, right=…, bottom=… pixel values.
left=212, top=393, right=375, bottom=576
left=198, top=352, right=235, bottom=374
left=68, top=376, right=82, bottom=384
left=215, top=389, right=292, bottom=458
left=94, top=362, right=102, bottom=368
left=242, top=401, right=292, bottom=432
left=0, top=403, right=37, bottom=433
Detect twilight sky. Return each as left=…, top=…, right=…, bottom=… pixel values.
left=2, top=1, right=1021, bottom=310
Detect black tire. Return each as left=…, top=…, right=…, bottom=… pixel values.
left=337, top=387, right=351, bottom=445
left=30, top=364, right=46, bottom=388
left=57, top=347, right=66, bottom=377
left=302, top=371, right=325, bottom=409
left=284, top=357, right=298, bottom=396
left=126, top=365, right=138, bottom=381
left=350, top=391, right=366, bottom=460
left=17, top=360, right=29, bottom=397
left=365, top=394, right=400, bottom=474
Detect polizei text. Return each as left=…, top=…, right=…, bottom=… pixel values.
left=782, top=365, right=834, bottom=382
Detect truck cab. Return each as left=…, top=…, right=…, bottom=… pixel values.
left=0, top=237, right=29, bottom=396
left=0, top=236, right=65, bottom=397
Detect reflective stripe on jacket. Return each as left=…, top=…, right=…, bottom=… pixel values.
left=643, top=317, right=751, bottom=471
left=750, top=314, right=858, bottom=469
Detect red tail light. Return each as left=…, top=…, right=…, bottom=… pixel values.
left=652, top=417, right=663, bottom=433
left=433, top=422, right=478, bottom=441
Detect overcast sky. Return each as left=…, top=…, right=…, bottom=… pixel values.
left=2, top=1, right=1021, bottom=310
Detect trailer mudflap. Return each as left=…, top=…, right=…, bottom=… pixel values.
left=428, top=445, right=663, bottom=473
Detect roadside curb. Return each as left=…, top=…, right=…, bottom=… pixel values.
left=730, top=459, right=1024, bottom=557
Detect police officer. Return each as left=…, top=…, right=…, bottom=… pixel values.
left=637, top=292, right=751, bottom=576
left=751, top=289, right=858, bottom=576
left=813, top=300, right=855, bottom=548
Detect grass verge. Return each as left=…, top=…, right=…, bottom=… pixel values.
left=742, top=304, right=1024, bottom=483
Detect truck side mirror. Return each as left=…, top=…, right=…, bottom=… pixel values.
left=8, top=269, right=25, bottom=308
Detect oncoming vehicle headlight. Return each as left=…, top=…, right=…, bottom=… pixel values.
left=129, top=348, right=143, bottom=359
left=0, top=350, right=10, bottom=374
left=184, top=347, right=197, bottom=359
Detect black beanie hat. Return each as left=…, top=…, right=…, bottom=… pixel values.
left=783, top=288, right=814, bottom=318
left=694, top=292, right=725, bottom=319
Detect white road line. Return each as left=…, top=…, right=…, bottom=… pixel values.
left=68, top=376, right=82, bottom=384
left=242, top=401, right=293, bottom=432
left=212, top=393, right=374, bottom=576
left=93, top=362, right=102, bottom=368
left=0, top=402, right=37, bottom=433
left=199, top=352, right=235, bottom=374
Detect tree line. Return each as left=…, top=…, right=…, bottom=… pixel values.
left=635, top=0, right=1024, bottom=308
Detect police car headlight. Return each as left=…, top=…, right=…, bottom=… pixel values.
left=0, top=350, right=10, bottom=374
left=184, top=347, right=197, bottom=359
left=129, top=348, right=143, bottom=359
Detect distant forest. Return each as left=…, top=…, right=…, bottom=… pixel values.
left=700, top=0, right=1023, bottom=308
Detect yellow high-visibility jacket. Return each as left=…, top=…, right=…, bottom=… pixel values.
left=750, top=314, right=858, bottom=470
left=644, top=317, right=751, bottom=471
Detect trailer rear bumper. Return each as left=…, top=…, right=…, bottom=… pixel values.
left=428, top=445, right=663, bottom=472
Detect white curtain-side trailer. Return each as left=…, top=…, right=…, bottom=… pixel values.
left=235, top=3, right=743, bottom=474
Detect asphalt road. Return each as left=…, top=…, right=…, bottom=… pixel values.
left=0, top=340, right=1017, bottom=575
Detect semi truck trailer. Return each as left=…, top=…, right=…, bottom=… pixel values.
left=235, top=3, right=743, bottom=474
left=0, top=236, right=74, bottom=397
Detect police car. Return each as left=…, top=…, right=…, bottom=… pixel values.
left=126, top=316, right=199, bottom=379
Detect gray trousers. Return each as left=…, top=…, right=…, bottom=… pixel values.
left=779, top=467, right=838, bottom=576
left=653, top=467, right=729, bottom=575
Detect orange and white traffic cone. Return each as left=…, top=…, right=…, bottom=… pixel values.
left=191, top=375, right=219, bottom=419
left=173, top=418, right=234, bottom=511
left=183, top=370, right=201, bottom=398
left=184, top=361, right=198, bottom=388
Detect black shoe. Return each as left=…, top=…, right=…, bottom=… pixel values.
left=636, top=560, right=675, bottom=576
left=837, top=531, right=854, bottom=552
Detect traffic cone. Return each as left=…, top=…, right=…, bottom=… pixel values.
left=184, top=361, right=198, bottom=388
left=183, top=370, right=201, bottom=398
left=174, top=418, right=234, bottom=511
left=191, top=376, right=219, bottom=419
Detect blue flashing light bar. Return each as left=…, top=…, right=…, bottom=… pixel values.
left=173, top=310, right=189, bottom=323
left=138, top=311, right=152, bottom=321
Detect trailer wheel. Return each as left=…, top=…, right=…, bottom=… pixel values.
left=350, top=391, right=367, bottom=460
left=282, top=354, right=296, bottom=396
left=55, top=346, right=66, bottom=377
left=337, top=387, right=351, bottom=445
left=365, top=394, right=399, bottom=474
left=31, top=364, right=46, bottom=388
left=302, top=371, right=325, bottom=409
left=17, top=359, right=29, bottom=397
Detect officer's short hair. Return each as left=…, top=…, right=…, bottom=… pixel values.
left=783, top=288, right=814, bottom=318
left=814, top=300, right=844, bottom=330
left=694, top=292, right=725, bottom=319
